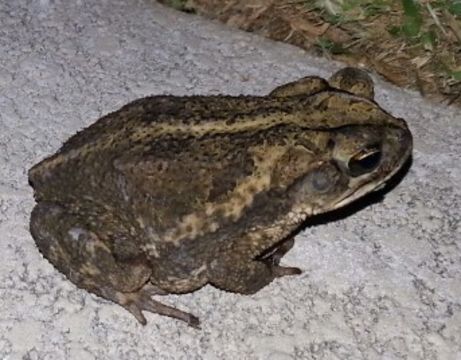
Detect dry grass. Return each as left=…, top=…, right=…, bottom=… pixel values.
left=159, top=0, right=461, bottom=106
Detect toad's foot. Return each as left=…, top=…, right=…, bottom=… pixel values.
left=259, top=237, right=302, bottom=277
left=108, top=285, right=200, bottom=328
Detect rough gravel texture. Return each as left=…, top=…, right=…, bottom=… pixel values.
left=0, top=1, right=460, bottom=359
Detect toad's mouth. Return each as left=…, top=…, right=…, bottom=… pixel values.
left=330, top=177, right=388, bottom=211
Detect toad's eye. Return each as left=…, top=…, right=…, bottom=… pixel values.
left=348, top=148, right=382, bottom=177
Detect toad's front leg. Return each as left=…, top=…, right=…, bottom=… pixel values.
left=209, top=237, right=301, bottom=294
left=30, top=202, right=199, bottom=328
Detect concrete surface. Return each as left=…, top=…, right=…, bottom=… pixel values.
left=0, top=0, right=460, bottom=359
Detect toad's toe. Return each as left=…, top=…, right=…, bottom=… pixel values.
left=115, top=287, right=200, bottom=328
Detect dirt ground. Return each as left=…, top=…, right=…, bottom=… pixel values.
left=160, top=0, right=461, bottom=107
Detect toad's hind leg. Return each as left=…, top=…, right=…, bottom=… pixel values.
left=30, top=202, right=199, bottom=328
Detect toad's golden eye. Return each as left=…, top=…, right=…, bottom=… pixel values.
left=348, top=147, right=382, bottom=177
